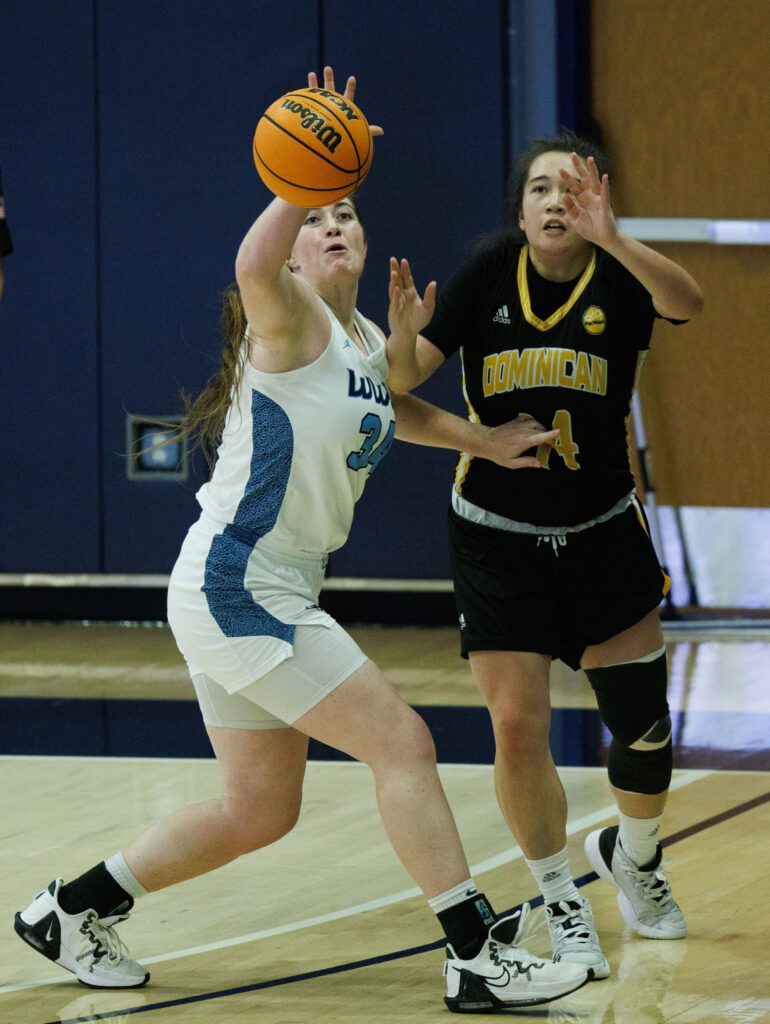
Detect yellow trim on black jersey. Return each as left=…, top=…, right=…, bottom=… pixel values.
left=517, top=245, right=597, bottom=331
left=631, top=496, right=672, bottom=597
left=631, top=348, right=649, bottom=395
left=454, top=347, right=481, bottom=492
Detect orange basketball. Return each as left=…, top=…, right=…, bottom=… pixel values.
left=253, top=86, right=373, bottom=206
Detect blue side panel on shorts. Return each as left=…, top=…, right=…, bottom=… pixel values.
left=203, top=391, right=295, bottom=641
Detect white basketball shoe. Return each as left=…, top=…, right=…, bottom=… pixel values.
left=545, top=895, right=611, bottom=978
left=14, top=878, right=150, bottom=988
left=444, top=903, right=589, bottom=1012
left=584, top=826, right=686, bottom=939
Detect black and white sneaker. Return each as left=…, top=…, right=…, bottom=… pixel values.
left=444, top=903, right=589, bottom=1012
left=14, top=878, right=150, bottom=988
left=585, top=827, right=686, bottom=939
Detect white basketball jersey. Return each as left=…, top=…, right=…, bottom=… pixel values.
left=196, top=301, right=394, bottom=557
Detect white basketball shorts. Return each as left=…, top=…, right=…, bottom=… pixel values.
left=168, top=515, right=368, bottom=728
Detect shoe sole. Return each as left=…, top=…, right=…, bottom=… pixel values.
left=445, top=968, right=589, bottom=1012
left=584, top=832, right=686, bottom=941
left=551, top=944, right=611, bottom=980
left=617, top=894, right=686, bottom=940
left=14, top=914, right=151, bottom=988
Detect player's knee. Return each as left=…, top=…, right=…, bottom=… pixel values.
left=586, top=652, right=673, bottom=793
left=403, top=711, right=438, bottom=766
left=493, top=725, right=551, bottom=771
left=607, top=735, right=672, bottom=793
left=489, top=699, right=551, bottom=758
left=585, top=651, right=669, bottom=746
left=227, top=792, right=302, bottom=852
left=245, top=811, right=300, bottom=851
left=367, top=705, right=437, bottom=770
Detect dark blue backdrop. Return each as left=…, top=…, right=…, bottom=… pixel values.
left=0, top=0, right=580, bottom=582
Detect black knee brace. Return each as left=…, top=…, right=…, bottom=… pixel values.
left=605, top=735, right=672, bottom=794
left=585, top=653, right=672, bottom=794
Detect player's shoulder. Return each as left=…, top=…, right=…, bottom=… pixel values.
left=467, top=234, right=521, bottom=270
left=445, top=236, right=521, bottom=294
left=593, top=247, right=636, bottom=288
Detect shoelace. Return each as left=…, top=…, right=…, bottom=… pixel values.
left=546, top=901, right=593, bottom=946
left=490, top=902, right=547, bottom=956
left=536, top=534, right=568, bottom=556
left=627, top=863, right=676, bottom=910
left=80, top=911, right=131, bottom=964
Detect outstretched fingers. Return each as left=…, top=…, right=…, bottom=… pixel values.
left=561, top=152, right=603, bottom=198
left=307, top=66, right=382, bottom=137
left=388, top=257, right=436, bottom=329
left=307, top=66, right=355, bottom=98
left=422, top=278, right=437, bottom=311
left=600, top=171, right=611, bottom=205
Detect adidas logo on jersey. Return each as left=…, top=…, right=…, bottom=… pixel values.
left=492, top=305, right=511, bottom=325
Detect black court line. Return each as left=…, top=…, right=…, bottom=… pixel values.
left=43, top=789, right=770, bottom=1024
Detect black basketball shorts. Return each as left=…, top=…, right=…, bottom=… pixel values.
left=447, top=500, right=670, bottom=671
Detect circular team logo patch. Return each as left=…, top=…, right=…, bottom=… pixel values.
left=582, top=305, right=606, bottom=335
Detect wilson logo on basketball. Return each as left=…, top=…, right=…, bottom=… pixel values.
left=582, top=305, right=606, bottom=335
left=305, top=88, right=362, bottom=121
left=279, top=100, right=343, bottom=153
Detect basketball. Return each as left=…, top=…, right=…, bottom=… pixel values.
left=253, top=86, right=373, bottom=206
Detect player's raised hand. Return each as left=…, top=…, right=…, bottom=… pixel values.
left=560, top=153, right=617, bottom=248
left=307, top=66, right=383, bottom=137
left=388, top=257, right=437, bottom=339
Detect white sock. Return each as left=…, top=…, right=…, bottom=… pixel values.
left=618, top=810, right=661, bottom=868
left=427, top=878, right=480, bottom=914
left=105, top=851, right=148, bottom=900
left=525, top=846, right=579, bottom=904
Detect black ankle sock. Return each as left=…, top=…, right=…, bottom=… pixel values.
left=438, top=893, right=496, bottom=960
left=58, top=862, right=134, bottom=918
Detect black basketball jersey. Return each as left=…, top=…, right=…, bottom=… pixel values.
left=423, top=240, right=666, bottom=527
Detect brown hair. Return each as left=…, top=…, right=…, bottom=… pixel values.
left=170, top=282, right=248, bottom=471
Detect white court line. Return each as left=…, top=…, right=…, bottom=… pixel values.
left=0, top=768, right=712, bottom=995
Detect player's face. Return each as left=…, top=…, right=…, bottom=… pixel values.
left=291, top=201, right=367, bottom=284
left=518, top=151, right=591, bottom=265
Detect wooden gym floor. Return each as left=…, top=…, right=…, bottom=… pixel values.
left=0, top=618, right=768, bottom=1024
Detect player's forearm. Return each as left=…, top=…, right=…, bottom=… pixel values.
left=385, top=333, right=423, bottom=392
left=235, top=198, right=308, bottom=285
left=602, top=232, right=704, bottom=319
left=393, top=392, right=485, bottom=454
left=387, top=333, right=445, bottom=393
